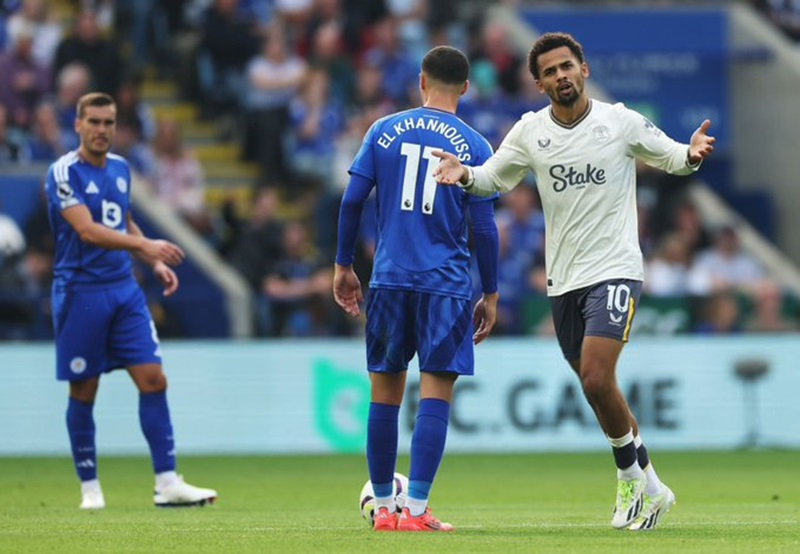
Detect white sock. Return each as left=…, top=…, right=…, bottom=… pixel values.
left=634, top=433, right=665, bottom=496
left=406, top=497, right=427, bottom=517
left=617, top=462, right=644, bottom=481
left=155, top=471, right=179, bottom=490
left=643, top=464, right=664, bottom=495
left=81, top=479, right=102, bottom=494
left=374, top=496, right=394, bottom=512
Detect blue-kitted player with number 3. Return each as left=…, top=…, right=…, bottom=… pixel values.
left=45, top=92, right=216, bottom=510
left=333, top=46, right=500, bottom=532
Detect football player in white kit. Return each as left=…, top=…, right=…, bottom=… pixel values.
left=433, top=32, right=715, bottom=530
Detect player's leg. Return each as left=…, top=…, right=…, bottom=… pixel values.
left=572, top=352, right=670, bottom=516
left=126, top=361, right=217, bottom=506
left=552, top=281, right=645, bottom=528
left=53, top=287, right=112, bottom=509
left=396, top=371, right=457, bottom=532
left=68, top=378, right=105, bottom=509
left=580, top=279, right=648, bottom=528
left=112, top=283, right=215, bottom=506
left=363, top=288, right=413, bottom=530
left=397, top=292, right=472, bottom=532
left=368, top=371, right=406, bottom=530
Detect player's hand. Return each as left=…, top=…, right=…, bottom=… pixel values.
left=139, top=238, right=185, bottom=267
left=333, top=264, right=363, bottom=317
left=431, top=150, right=467, bottom=185
left=688, top=119, right=716, bottom=164
left=472, top=292, right=498, bottom=344
left=153, top=261, right=180, bottom=296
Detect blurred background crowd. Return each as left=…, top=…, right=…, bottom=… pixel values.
left=1, top=0, right=799, bottom=340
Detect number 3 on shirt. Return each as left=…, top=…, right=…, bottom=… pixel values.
left=400, top=142, right=439, bottom=215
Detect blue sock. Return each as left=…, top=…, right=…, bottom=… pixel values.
left=367, top=402, right=399, bottom=497
left=139, top=391, right=176, bottom=474
left=66, top=397, right=97, bottom=482
left=409, top=398, right=450, bottom=501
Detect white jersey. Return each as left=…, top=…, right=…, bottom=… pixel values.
left=467, top=100, right=700, bottom=296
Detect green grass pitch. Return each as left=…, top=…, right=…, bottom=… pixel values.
left=1, top=451, right=798, bottom=553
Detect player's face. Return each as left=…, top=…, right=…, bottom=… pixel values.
left=76, top=104, right=116, bottom=156
left=534, top=46, right=589, bottom=107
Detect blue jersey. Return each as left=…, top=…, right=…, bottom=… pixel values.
left=348, top=107, right=495, bottom=300
left=45, top=150, right=134, bottom=289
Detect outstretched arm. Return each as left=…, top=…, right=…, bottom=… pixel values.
left=432, top=119, right=532, bottom=196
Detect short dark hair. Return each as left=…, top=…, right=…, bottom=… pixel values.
left=421, top=45, right=469, bottom=85
left=528, top=32, right=585, bottom=80
left=76, top=92, right=115, bottom=119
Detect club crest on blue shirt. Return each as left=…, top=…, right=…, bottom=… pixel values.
left=117, top=177, right=128, bottom=193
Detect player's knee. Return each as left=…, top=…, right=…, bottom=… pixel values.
left=137, top=371, right=167, bottom=393
left=69, top=379, right=99, bottom=402
left=579, top=368, right=612, bottom=400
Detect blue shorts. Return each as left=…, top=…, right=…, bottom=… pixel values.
left=549, top=279, right=642, bottom=361
left=365, top=288, right=474, bottom=375
left=52, top=280, right=162, bottom=381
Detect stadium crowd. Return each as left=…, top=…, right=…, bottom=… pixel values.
left=0, top=0, right=797, bottom=339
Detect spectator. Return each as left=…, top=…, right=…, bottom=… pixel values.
left=114, top=79, right=156, bottom=143
left=0, top=104, right=28, bottom=164
left=242, top=24, right=307, bottom=183
left=386, top=0, right=429, bottom=61
left=260, top=220, right=338, bottom=336
left=669, top=198, right=712, bottom=257
left=112, top=121, right=157, bottom=181
left=458, top=59, right=518, bottom=150
left=306, top=20, right=356, bottom=107
left=6, top=0, right=62, bottom=67
left=288, top=68, right=346, bottom=191
left=52, top=62, right=91, bottom=151
left=492, top=220, right=535, bottom=335
left=644, top=232, right=695, bottom=297
left=495, top=183, right=546, bottom=274
left=196, top=0, right=261, bottom=117
left=151, top=118, right=215, bottom=240
left=693, top=291, right=742, bottom=335
left=688, top=225, right=766, bottom=295
left=24, top=101, right=68, bottom=162
left=0, top=25, right=51, bottom=130
left=469, top=20, right=523, bottom=97
left=361, top=16, right=419, bottom=106
left=54, top=10, right=124, bottom=94
left=228, top=186, right=285, bottom=285
left=745, top=281, right=798, bottom=333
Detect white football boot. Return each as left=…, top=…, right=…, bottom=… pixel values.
left=154, top=475, right=217, bottom=507
left=611, top=475, right=646, bottom=529
left=629, top=485, right=676, bottom=531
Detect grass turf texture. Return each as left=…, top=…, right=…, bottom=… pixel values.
left=1, top=452, right=798, bottom=553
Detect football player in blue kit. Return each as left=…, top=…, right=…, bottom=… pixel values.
left=45, top=92, right=217, bottom=509
left=333, top=46, right=500, bottom=532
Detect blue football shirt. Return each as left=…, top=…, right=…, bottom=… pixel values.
left=348, top=107, right=495, bottom=300
left=45, top=151, right=134, bottom=289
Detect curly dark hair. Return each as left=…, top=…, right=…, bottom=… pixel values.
left=527, top=32, right=585, bottom=80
